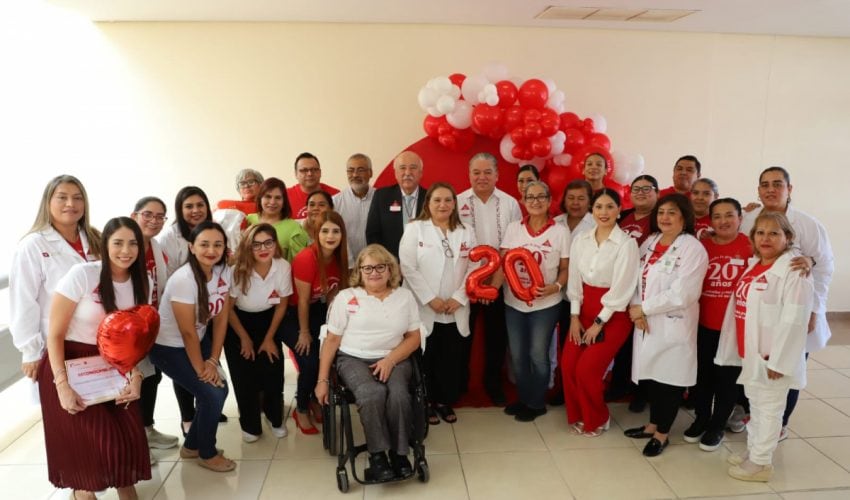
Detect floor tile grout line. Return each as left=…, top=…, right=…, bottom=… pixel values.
left=449, top=424, right=473, bottom=500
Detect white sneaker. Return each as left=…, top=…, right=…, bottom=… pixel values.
left=242, top=431, right=260, bottom=443
left=778, top=426, right=789, bottom=442
left=271, top=425, right=288, bottom=438
left=149, top=449, right=157, bottom=465
left=146, top=427, right=179, bottom=449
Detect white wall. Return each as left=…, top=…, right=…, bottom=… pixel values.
left=1, top=5, right=848, bottom=308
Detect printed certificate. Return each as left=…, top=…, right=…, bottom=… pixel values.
left=65, top=355, right=128, bottom=405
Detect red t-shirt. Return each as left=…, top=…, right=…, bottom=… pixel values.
left=734, top=261, right=773, bottom=357
left=216, top=199, right=257, bottom=216
left=695, top=214, right=712, bottom=239
left=619, top=211, right=652, bottom=246
left=658, top=186, right=691, bottom=199
left=287, top=183, right=340, bottom=220
left=641, top=242, right=668, bottom=300
left=290, top=246, right=341, bottom=306
left=700, top=234, right=753, bottom=330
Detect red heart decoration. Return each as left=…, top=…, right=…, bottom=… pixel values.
left=96, top=306, right=159, bottom=375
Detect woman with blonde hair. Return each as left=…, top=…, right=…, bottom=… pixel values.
left=11, top=175, right=101, bottom=385
left=316, top=244, right=421, bottom=480
left=225, top=223, right=293, bottom=442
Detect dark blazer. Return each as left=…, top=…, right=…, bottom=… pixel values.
left=365, top=184, right=427, bottom=260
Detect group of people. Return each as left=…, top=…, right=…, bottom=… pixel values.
left=8, top=149, right=834, bottom=496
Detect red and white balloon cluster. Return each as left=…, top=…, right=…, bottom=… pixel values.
left=418, top=65, right=644, bottom=186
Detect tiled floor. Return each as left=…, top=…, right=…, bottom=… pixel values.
left=3, top=345, right=850, bottom=499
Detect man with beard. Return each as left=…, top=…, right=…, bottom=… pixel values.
left=333, top=153, right=376, bottom=270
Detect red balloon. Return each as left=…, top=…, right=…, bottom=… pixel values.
left=518, top=79, right=549, bottom=109
left=512, top=145, right=532, bottom=160
left=504, top=106, right=524, bottom=131
left=97, top=309, right=158, bottom=375
left=510, top=127, right=527, bottom=146
left=438, top=122, right=454, bottom=137
left=471, top=104, right=504, bottom=136
left=523, top=122, right=543, bottom=141
left=587, top=132, right=611, bottom=150
left=582, top=118, right=596, bottom=133
left=503, top=248, right=545, bottom=306
left=131, top=304, right=160, bottom=338
left=564, top=127, right=586, bottom=148
left=465, top=245, right=501, bottom=302
left=523, top=108, right=542, bottom=123
left=423, top=115, right=445, bottom=139
left=531, top=137, right=552, bottom=157
left=559, top=112, right=581, bottom=131
left=439, top=127, right=475, bottom=153
left=449, top=73, right=466, bottom=89
left=495, top=80, right=518, bottom=108
left=540, top=116, right=560, bottom=137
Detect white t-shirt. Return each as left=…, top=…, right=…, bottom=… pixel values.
left=501, top=219, right=570, bottom=312
left=229, top=258, right=293, bottom=313
left=156, top=263, right=232, bottom=347
left=333, top=186, right=376, bottom=268
left=54, top=262, right=140, bottom=345
left=327, top=287, right=420, bottom=359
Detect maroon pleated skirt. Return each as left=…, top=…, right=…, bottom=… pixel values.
left=38, top=341, right=151, bottom=490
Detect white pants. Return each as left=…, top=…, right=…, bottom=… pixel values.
left=744, top=377, right=792, bottom=465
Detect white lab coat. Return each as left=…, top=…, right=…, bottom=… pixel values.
left=149, top=237, right=169, bottom=302
left=398, top=220, right=477, bottom=337
left=155, top=223, right=190, bottom=277
left=9, top=227, right=96, bottom=362
left=714, top=252, right=814, bottom=390
left=631, top=233, right=708, bottom=387
left=742, top=205, right=833, bottom=352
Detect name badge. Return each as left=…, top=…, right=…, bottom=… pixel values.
left=346, top=296, right=360, bottom=314
left=660, top=256, right=676, bottom=274
left=389, top=202, right=401, bottom=212
left=268, top=297, right=281, bottom=305
left=753, top=276, right=769, bottom=291
left=729, top=258, right=745, bottom=266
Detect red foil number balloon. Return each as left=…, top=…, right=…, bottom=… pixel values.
left=96, top=306, right=160, bottom=375
left=465, top=245, right=502, bottom=302
left=503, top=247, right=545, bottom=306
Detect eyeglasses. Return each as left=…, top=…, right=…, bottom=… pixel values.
left=251, top=238, right=276, bottom=251
left=238, top=179, right=259, bottom=189
left=524, top=194, right=550, bottom=203
left=441, top=238, right=454, bottom=258
left=631, top=186, right=656, bottom=194
left=136, top=211, right=167, bottom=222
left=360, top=263, right=388, bottom=274
left=346, top=167, right=370, bottom=175
left=298, top=168, right=321, bottom=175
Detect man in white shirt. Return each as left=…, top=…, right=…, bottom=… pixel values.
left=333, top=153, right=376, bottom=270
left=457, top=152, right=522, bottom=405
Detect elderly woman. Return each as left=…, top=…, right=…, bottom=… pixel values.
left=399, top=182, right=476, bottom=425
left=626, top=193, right=709, bottom=457
left=716, top=212, right=813, bottom=482
left=316, top=244, right=421, bottom=481
left=216, top=168, right=265, bottom=215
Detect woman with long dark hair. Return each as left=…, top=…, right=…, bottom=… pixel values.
left=246, top=177, right=309, bottom=262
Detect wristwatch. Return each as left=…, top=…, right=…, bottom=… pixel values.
left=594, top=317, right=605, bottom=326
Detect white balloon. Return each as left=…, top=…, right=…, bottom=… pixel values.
left=417, top=87, right=438, bottom=112
left=462, top=75, right=488, bottom=105
left=553, top=153, right=572, bottom=166
left=546, top=90, right=566, bottom=113
left=449, top=84, right=461, bottom=100
left=549, top=131, right=566, bottom=156
left=542, top=78, right=557, bottom=94
left=500, top=134, right=518, bottom=163
left=427, top=106, right=441, bottom=117
left=486, top=94, right=499, bottom=106
left=588, top=113, right=608, bottom=134
left=527, top=158, right=547, bottom=170
left=431, top=76, right=453, bottom=94
left=436, top=95, right=456, bottom=115
left=446, top=100, right=473, bottom=129
left=482, top=62, right=509, bottom=82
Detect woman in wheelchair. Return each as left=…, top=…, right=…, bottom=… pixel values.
left=315, top=244, right=422, bottom=481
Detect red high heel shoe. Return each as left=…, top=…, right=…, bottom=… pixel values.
left=292, top=408, right=319, bottom=435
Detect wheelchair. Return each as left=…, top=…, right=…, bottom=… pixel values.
left=321, top=352, right=430, bottom=493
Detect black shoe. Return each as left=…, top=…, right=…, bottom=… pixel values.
left=683, top=419, right=706, bottom=443
left=365, top=452, right=395, bottom=482
left=514, top=406, right=547, bottom=422
left=218, top=413, right=228, bottom=423
left=547, top=392, right=565, bottom=406
left=504, top=401, right=526, bottom=416
left=642, top=437, right=668, bottom=457
left=628, top=396, right=647, bottom=413
left=699, top=429, right=725, bottom=452
left=390, top=452, right=413, bottom=477
left=624, top=426, right=654, bottom=439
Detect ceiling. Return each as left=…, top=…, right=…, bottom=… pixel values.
left=46, top=0, right=850, bottom=38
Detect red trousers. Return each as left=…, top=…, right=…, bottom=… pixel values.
left=561, top=284, right=632, bottom=432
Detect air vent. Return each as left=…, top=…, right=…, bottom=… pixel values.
left=536, top=6, right=699, bottom=23
left=630, top=9, right=698, bottom=22
left=587, top=8, right=646, bottom=21
left=535, top=6, right=599, bottom=20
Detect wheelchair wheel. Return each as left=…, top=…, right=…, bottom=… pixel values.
left=416, top=458, right=430, bottom=483
left=336, top=467, right=350, bottom=493
left=323, top=403, right=342, bottom=456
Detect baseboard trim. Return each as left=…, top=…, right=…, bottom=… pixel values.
left=827, top=312, right=850, bottom=321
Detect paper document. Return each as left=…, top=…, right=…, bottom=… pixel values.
left=65, top=355, right=128, bottom=405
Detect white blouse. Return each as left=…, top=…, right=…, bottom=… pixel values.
left=229, top=258, right=293, bottom=313
left=567, top=225, right=640, bottom=322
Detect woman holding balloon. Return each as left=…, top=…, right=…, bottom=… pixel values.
left=497, top=181, right=569, bottom=422
left=40, top=217, right=151, bottom=499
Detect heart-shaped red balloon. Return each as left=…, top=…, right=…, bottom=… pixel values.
left=97, top=307, right=159, bottom=375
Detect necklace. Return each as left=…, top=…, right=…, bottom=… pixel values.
left=467, top=192, right=503, bottom=243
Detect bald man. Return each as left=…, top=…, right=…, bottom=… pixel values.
left=365, top=151, right=427, bottom=259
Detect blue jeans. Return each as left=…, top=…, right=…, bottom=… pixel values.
left=505, top=303, right=560, bottom=410
left=150, top=342, right=229, bottom=459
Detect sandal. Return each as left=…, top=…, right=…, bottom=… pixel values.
left=427, top=406, right=441, bottom=425
left=293, top=408, right=319, bottom=435
left=180, top=447, right=223, bottom=459
left=435, top=404, right=457, bottom=424
left=198, top=454, right=236, bottom=473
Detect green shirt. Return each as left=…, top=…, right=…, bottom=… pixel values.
left=246, top=214, right=309, bottom=263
